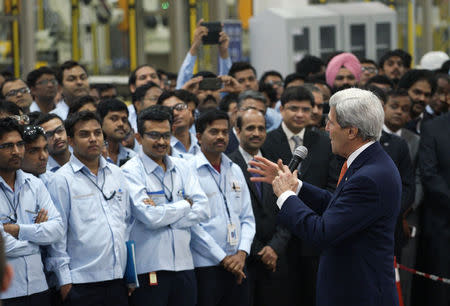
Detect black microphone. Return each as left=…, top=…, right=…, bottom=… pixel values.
left=288, top=146, right=308, bottom=172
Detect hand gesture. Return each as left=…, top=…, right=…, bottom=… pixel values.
left=272, top=164, right=299, bottom=197
left=219, top=75, right=243, bottom=94
left=34, top=208, right=49, bottom=224
left=190, top=19, right=208, bottom=56
left=218, top=30, right=230, bottom=58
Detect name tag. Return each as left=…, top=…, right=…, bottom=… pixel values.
left=227, top=223, right=238, bottom=246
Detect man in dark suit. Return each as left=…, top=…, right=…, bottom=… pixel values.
left=261, top=86, right=340, bottom=306
left=250, top=88, right=401, bottom=306
left=225, top=91, right=268, bottom=155
left=228, top=109, right=291, bottom=306
left=416, top=112, right=450, bottom=306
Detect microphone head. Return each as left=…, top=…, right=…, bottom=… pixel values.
left=293, top=146, right=308, bottom=159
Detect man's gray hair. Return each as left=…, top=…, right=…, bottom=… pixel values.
left=237, top=90, right=267, bottom=109
left=329, top=88, right=384, bottom=141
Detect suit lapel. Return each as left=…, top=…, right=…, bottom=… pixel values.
left=232, top=151, right=262, bottom=205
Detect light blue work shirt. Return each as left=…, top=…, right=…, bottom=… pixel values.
left=0, top=170, right=63, bottom=299
left=176, top=53, right=232, bottom=89
left=39, top=171, right=54, bottom=189
left=106, top=144, right=136, bottom=167
left=50, top=100, right=69, bottom=120
left=170, top=133, right=201, bottom=157
left=266, top=107, right=282, bottom=132
left=128, top=104, right=138, bottom=132
left=46, top=155, right=132, bottom=287
left=121, top=150, right=209, bottom=274
left=189, top=153, right=255, bottom=267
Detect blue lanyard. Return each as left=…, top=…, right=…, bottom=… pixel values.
left=206, top=167, right=232, bottom=223
left=151, top=171, right=174, bottom=202
left=1, top=184, right=19, bottom=223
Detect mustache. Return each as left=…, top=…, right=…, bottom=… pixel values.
left=153, top=144, right=168, bottom=150
left=411, top=99, right=425, bottom=107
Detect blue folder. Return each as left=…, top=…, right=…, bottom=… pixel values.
left=124, top=240, right=140, bottom=288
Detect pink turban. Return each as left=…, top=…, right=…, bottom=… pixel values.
left=326, top=53, right=362, bottom=87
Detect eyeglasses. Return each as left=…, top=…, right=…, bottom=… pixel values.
left=144, top=131, right=171, bottom=140
left=5, top=87, right=30, bottom=98
left=285, top=105, right=311, bottom=113
left=0, top=141, right=26, bottom=151
left=361, top=67, right=378, bottom=74
left=9, top=115, right=30, bottom=125
left=171, top=103, right=188, bottom=112
left=23, top=125, right=45, bottom=138
left=36, top=79, right=58, bottom=86
left=266, top=80, right=284, bottom=87
left=44, top=125, right=65, bottom=139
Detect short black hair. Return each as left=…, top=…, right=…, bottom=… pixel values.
left=195, top=109, right=229, bottom=135
left=360, top=59, right=378, bottom=68
left=296, top=55, right=324, bottom=76
left=0, top=117, right=23, bottom=140
left=156, top=90, right=191, bottom=106
left=26, top=66, right=56, bottom=88
left=228, top=62, right=257, bottom=78
left=219, top=93, right=239, bottom=112
left=0, top=78, right=23, bottom=99
left=366, top=85, right=387, bottom=104
left=284, top=73, right=306, bottom=89
left=0, top=100, right=21, bottom=116
left=0, top=70, right=14, bottom=79
left=280, top=86, right=315, bottom=107
left=385, top=88, right=410, bottom=100
left=96, top=98, right=129, bottom=122
left=259, top=70, right=283, bottom=86
left=22, top=125, right=46, bottom=143
left=68, top=95, right=98, bottom=115
left=137, top=105, right=173, bottom=136
left=193, top=71, right=217, bottom=78
left=259, top=83, right=277, bottom=105
left=96, top=83, right=116, bottom=95
left=378, top=50, right=406, bottom=68
left=35, top=113, right=63, bottom=126
left=176, top=89, right=199, bottom=107
left=157, top=91, right=176, bottom=105
left=398, top=69, right=437, bottom=95
left=366, top=75, right=394, bottom=88
left=132, top=82, right=160, bottom=103
left=65, top=111, right=101, bottom=138
left=27, top=111, right=43, bottom=125
left=393, top=49, right=412, bottom=69
left=128, top=64, right=159, bottom=87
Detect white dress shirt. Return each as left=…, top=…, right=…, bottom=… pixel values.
left=281, top=122, right=306, bottom=153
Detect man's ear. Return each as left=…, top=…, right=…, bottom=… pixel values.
left=347, top=126, right=359, bottom=140
left=135, top=133, right=142, bottom=145
left=68, top=136, right=74, bottom=148
left=1, top=264, right=13, bottom=292
left=196, top=133, right=202, bottom=146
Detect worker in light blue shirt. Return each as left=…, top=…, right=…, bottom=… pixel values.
left=46, top=111, right=132, bottom=306
left=176, top=19, right=232, bottom=90
left=189, top=110, right=255, bottom=306
left=122, top=105, right=209, bottom=306
left=0, top=118, right=63, bottom=304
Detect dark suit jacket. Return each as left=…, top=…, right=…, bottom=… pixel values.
left=228, top=149, right=291, bottom=258
left=419, top=112, right=450, bottom=235
left=278, top=142, right=401, bottom=306
left=225, top=129, right=239, bottom=155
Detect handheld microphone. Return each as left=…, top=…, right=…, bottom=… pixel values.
left=288, top=146, right=308, bottom=172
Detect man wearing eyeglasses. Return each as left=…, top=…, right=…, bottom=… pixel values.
left=35, top=114, right=72, bottom=172
left=122, top=105, right=209, bottom=306
left=359, top=59, right=379, bottom=87
left=0, top=117, right=63, bottom=305
left=129, top=82, right=162, bottom=132
left=46, top=111, right=132, bottom=306
left=27, top=67, right=58, bottom=114
left=303, top=84, right=326, bottom=129
left=158, top=91, right=201, bottom=158
left=0, top=79, right=33, bottom=114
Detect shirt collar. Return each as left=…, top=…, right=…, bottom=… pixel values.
left=281, top=122, right=305, bottom=141
left=196, top=152, right=233, bottom=171
left=138, top=149, right=174, bottom=174
left=425, top=105, right=434, bottom=115
left=0, top=170, right=29, bottom=192
left=382, top=124, right=402, bottom=137
left=346, top=141, right=376, bottom=168
left=238, top=146, right=262, bottom=166
left=69, top=154, right=109, bottom=174
left=170, top=133, right=200, bottom=153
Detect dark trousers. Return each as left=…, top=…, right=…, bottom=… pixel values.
left=129, top=270, right=196, bottom=306
left=63, top=279, right=128, bottom=306
left=247, top=256, right=291, bottom=306
left=195, top=266, right=250, bottom=306
left=3, top=290, right=51, bottom=306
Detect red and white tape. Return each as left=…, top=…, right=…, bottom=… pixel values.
left=396, top=262, right=450, bottom=285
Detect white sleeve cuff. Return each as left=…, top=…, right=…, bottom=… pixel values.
left=276, top=179, right=303, bottom=209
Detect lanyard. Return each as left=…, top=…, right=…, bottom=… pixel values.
left=151, top=171, right=174, bottom=202
left=80, top=168, right=116, bottom=201
left=1, top=184, right=19, bottom=223
left=206, top=167, right=232, bottom=223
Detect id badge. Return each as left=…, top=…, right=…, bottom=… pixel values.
left=227, top=223, right=238, bottom=246
left=149, top=272, right=158, bottom=286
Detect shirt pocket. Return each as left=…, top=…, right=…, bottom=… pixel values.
left=71, top=193, right=97, bottom=223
